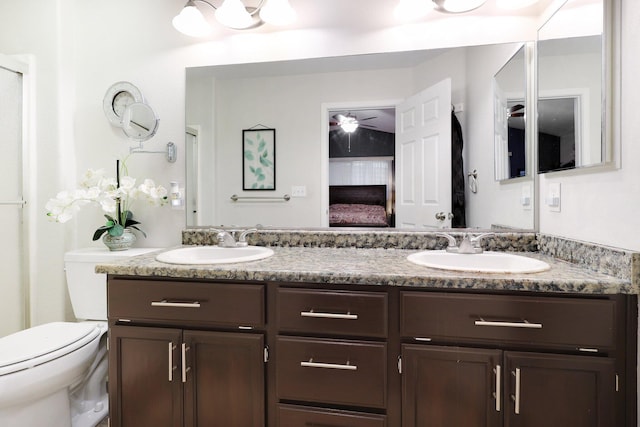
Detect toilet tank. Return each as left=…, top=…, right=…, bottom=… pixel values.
left=64, top=247, right=159, bottom=321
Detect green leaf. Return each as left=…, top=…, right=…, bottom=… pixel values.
left=258, top=140, right=266, bottom=152
left=257, top=174, right=265, bottom=182
left=128, top=225, right=147, bottom=238
left=251, top=182, right=258, bottom=189
left=92, top=226, right=110, bottom=241
left=245, top=138, right=254, bottom=146
left=244, top=150, right=254, bottom=161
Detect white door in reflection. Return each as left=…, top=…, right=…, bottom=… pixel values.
left=395, top=78, right=452, bottom=228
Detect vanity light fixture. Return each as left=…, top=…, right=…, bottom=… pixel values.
left=172, top=0, right=296, bottom=36
left=432, top=0, right=487, bottom=13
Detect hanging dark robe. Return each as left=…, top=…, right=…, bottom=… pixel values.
left=451, top=111, right=466, bottom=228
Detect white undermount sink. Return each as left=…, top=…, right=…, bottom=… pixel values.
left=407, top=250, right=550, bottom=274
left=155, top=245, right=274, bottom=265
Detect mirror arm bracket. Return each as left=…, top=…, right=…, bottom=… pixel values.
left=130, top=141, right=177, bottom=163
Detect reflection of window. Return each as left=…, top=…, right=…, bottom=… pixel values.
left=329, top=158, right=394, bottom=209
left=538, top=97, right=580, bottom=173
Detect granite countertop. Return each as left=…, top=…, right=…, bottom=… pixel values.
left=96, top=246, right=637, bottom=295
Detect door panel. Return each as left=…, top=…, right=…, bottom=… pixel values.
left=109, top=325, right=183, bottom=427
left=504, top=352, right=616, bottom=427
left=183, top=330, right=265, bottom=427
left=395, top=78, right=452, bottom=228
left=402, top=344, right=502, bottom=427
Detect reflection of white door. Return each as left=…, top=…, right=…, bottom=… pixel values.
left=395, top=78, right=452, bottom=228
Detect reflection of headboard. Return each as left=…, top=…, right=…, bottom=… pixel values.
left=329, top=185, right=387, bottom=207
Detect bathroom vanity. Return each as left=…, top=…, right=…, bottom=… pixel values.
left=101, top=241, right=638, bottom=427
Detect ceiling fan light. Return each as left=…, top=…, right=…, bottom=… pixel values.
left=341, top=117, right=359, bottom=133
left=172, top=1, right=213, bottom=37
left=215, top=0, right=255, bottom=29
left=394, top=0, right=432, bottom=21
left=432, top=0, right=487, bottom=13
left=259, top=0, right=297, bottom=26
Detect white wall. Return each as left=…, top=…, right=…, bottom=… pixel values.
left=0, top=0, right=636, bottom=326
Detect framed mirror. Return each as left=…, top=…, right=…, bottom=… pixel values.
left=537, top=0, right=605, bottom=173
left=493, top=45, right=528, bottom=181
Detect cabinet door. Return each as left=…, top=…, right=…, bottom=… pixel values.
left=504, top=352, right=616, bottom=427
left=183, top=330, right=265, bottom=427
left=109, top=325, right=183, bottom=427
left=402, top=344, right=503, bottom=427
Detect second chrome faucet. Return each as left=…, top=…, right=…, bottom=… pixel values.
left=435, top=232, right=494, bottom=254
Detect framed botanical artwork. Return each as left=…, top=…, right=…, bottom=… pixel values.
left=243, top=128, right=276, bottom=190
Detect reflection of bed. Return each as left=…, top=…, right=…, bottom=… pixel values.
left=329, top=185, right=389, bottom=227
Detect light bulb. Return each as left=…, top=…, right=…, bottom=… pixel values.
left=172, top=3, right=212, bottom=37
left=215, top=0, right=254, bottom=29
left=259, top=0, right=297, bottom=26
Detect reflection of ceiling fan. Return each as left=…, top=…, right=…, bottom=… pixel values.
left=330, top=112, right=378, bottom=133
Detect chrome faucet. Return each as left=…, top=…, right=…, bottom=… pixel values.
left=436, top=232, right=495, bottom=254
left=216, top=231, right=238, bottom=248
left=211, top=227, right=258, bottom=248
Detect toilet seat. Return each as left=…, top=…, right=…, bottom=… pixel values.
left=0, top=322, right=102, bottom=376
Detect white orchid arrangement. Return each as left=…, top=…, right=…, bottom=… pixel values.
left=46, top=161, right=168, bottom=241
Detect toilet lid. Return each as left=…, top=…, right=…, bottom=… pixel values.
left=0, top=322, right=102, bottom=376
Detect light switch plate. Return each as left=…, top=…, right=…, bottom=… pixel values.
left=291, top=186, right=307, bottom=197
left=547, top=182, right=561, bottom=212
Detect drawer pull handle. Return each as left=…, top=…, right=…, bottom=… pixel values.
left=300, top=359, right=357, bottom=371
left=474, top=318, right=542, bottom=329
left=151, top=300, right=201, bottom=308
left=300, top=310, right=358, bottom=320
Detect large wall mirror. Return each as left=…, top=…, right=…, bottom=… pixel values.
left=537, top=0, right=605, bottom=173
left=186, top=43, right=537, bottom=231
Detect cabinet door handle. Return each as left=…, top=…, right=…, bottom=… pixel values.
left=181, top=343, right=191, bottom=383
left=512, top=367, right=521, bottom=415
left=300, top=359, right=357, bottom=371
left=168, top=342, right=177, bottom=382
left=300, top=310, right=358, bottom=320
left=494, top=365, right=501, bottom=412
left=151, top=300, right=201, bottom=308
left=474, top=318, right=542, bottom=329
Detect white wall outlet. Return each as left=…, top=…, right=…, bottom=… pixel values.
left=546, top=182, right=561, bottom=212
left=291, top=185, right=307, bottom=197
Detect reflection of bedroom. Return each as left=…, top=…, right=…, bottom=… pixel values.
left=328, top=108, right=396, bottom=227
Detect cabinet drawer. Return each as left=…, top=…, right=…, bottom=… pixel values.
left=108, top=278, right=264, bottom=327
left=401, top=292, right=616, bottom=350
left=277, top=288, right=387, bottom=337
left=278, top=404, right=386, bottom=427
left=276, top=336, right=387, bottom=408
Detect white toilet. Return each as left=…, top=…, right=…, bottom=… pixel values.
left=0, top=247, right=158, bottom=427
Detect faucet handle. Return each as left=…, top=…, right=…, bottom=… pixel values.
left=435, top=232, right=457, bottom=250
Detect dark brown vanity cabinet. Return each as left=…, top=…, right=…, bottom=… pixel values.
left=106, top=277, right=636, bottom=427
left=107, top=278, right=267, bottom=427
left=400, top=291, right=629, bottom=427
